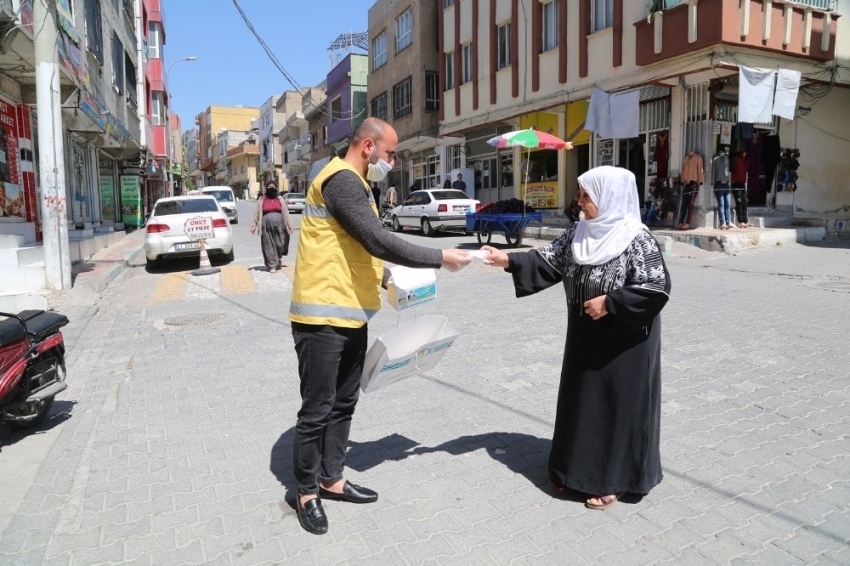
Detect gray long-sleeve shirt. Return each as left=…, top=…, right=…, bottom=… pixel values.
left=712, top=154, right=731, bottom=185
left=322, top=170, right=443, bottom=283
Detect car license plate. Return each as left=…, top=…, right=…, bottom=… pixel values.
left=174, top=242, right=200, bottom=251
left=453, top=206, right=469, bottom=212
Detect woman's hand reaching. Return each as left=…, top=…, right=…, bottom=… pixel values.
left=479, top=246, right=509, bottom=268
left=583, top=295, right=608, bottom=320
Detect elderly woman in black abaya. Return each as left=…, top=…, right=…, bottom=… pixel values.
left=481, top=166, right=671, bottom=510
left=251, top=180, right=294, bottom=273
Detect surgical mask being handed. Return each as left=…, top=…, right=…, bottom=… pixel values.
left=366, top=145, right=393, bottom=182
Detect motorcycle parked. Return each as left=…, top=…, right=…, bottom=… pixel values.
left=0, top=310, right=69, bottom=429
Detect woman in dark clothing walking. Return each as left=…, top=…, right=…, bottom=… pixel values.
left=482, top=166, right=671, bottom=510
left=251, top=180, right=294, bottom=273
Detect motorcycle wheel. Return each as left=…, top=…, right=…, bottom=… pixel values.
left=5, top=353, right=60, bottom=430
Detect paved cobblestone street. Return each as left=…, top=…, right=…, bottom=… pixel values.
left=1, top=200, right=849, bottom=565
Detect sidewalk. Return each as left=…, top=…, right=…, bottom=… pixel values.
left=45, top=228, right=146, bottom=337
left=524, top=216, right=827, bottom=254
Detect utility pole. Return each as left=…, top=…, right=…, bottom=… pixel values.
left=34, top=0, right=71, bottom=290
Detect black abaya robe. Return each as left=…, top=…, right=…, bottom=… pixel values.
left=507, top=224, right=671, bottom=496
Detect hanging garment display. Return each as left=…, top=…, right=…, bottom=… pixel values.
left=762, top=134, right=781, bottom=193
left=654, top=132, right=669, bottom=178
left=738, top=67, right=776, bottom=123
left=773, top=69, right=802, bottom=121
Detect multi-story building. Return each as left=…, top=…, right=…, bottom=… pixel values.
left=274, top=89, right=307, bottom=193
left=184, top=128, right=199, bottom=191
left=439, top=0, right=849, bottom=227
left=227, top=139, right=260, bottom=200
left=326, top=53, right=368, bottom=155
left=169, top=114, right=184, bottom=195
left=195, top=105, right=259, bottom=187
left=306, top=92, right=330, bottom=185
left=214, top=128, right=255, bottom=189
left=283, top=86, right=324, bottom=193
left=139, top=0, right=172, bottom=216
left=0, top=0, right=144, bottom=306
left=258, top=95, right=284, bottom=186
left=369, top=0, right=462, bottom=201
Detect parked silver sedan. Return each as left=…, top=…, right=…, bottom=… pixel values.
left=285, top=192, right=306, bottom=214
left=390, top=189, right=479, bottom=236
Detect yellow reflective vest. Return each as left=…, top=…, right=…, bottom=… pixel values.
left=288, top=157, right=383, bottom=328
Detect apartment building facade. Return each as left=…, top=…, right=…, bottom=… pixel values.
left=274, top=89, right=307, bottom=193
left=369, top=0, right=463, bottom=201
left=195, top=105, right=259, bottom=187
left=258, top=95, right=284, bottom=186
left=283, top=85, right=324, bottom=193
left=226, top=140, right=260, bottom=200
left=439, top=0, right=849, bottom=226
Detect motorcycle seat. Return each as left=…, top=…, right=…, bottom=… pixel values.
left=17, top=310, right=69, bottom=342
left=0, top=317, right=26, bottom=348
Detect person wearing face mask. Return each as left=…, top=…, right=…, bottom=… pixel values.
left=250, top=180, right=294, bottom=273
left=288, top=117, right=472, bottom=535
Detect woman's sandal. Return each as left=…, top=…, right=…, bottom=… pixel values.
left=586, top=493, right=622, bottom=510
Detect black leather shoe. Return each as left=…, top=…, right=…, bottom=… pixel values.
left=296, top=497, right=328, bottom=535
left=319, top=481, right=378, bottom=504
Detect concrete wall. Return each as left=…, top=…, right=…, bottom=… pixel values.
left=780, top=88, right=850, bottom=219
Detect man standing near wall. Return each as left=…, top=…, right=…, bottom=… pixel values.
left=452, top=173, right=466, bottom=192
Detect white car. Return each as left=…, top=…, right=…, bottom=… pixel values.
left=201, top=186, right=238, bottom=224
left=144, top=195, right=234, bottom=268
left=284, top=192, right=306, bottom=213
left=390, top=189, right=479, bottom=236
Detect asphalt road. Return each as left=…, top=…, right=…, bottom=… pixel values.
left=1, top=198, right=849, bottom=565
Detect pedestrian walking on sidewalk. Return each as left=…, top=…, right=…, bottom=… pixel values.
left=481, top=166, right=671, bottom=511
left=250, top=180, right=293, bottom=273
left=288, top=117, right=472, bottom=535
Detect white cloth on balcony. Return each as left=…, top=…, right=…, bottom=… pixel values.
left=586, top=87, right=640, bottom=139
left=773, top=69, right=802, bottom=121
left=610, top=90, right=640, bottom=139
left=586, top=87, right=613, bottom=138
left=738, top=66, right=776, bottom=123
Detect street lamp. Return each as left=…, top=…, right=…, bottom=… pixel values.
left=165, top=56, right=197, bottom=195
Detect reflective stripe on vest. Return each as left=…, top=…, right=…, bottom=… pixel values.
left=289, top=301, right=379, bottom=322
left=303, top=203, right=330, bottom=218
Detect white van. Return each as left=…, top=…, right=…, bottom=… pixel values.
left=201, top=186, right=238, bottom=224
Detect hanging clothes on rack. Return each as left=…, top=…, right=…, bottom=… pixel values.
left=746, top=131, right=765, bottom=205
left=654, top=132, right=669, bottom=178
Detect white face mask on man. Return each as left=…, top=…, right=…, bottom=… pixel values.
left=366, top=146, right=393, bottom=182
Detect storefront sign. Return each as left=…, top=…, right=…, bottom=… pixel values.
left=720, top=123, right=732, bottom=145
left=524, top=181, right=559, bottom=210
left=567, top=100, right=590, bottom=145
left=184, top=216, right=214, bottom=240
left=0, top=96, right=23, bottom=219
left=119, top=175, right=141, bottom=227
left=99, top=175, right=116, bottom=221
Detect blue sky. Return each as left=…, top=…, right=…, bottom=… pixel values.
left=164, top=0, right=376, bottom=130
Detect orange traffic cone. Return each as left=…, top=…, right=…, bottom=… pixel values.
left=191, top=239, right=220, bottom=276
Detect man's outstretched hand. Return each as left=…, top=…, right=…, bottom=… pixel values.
left=441, top=249, right=473, bottom=272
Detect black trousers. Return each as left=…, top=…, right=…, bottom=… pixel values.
left=291, top=322, right=368, bottom=494
left=731, top=182, right=748, bottom=223
left=675, top=182, right=698, bottom=226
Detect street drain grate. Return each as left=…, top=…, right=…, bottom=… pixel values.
left=814, top=282, right=850, bottom=293
left=164, top=312, right=228, bottom=326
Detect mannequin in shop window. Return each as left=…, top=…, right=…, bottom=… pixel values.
left=676, top=149, right=704, bottom=230
left=654, top=131, right=669, bottom=180
left=730, top=150, right=750, bottom=228
left=712, top=146, right=734, bottom=229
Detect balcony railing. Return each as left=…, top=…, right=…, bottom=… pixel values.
left=635, top=0, right=837, bottom=67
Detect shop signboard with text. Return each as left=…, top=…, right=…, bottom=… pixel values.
left=525, top=181, right=559, bottom=210
left=120, top=175, right=141, bottom=227
left=0, top=96, right=23, bottom=220
left=99, top=175, right=116, bottom=221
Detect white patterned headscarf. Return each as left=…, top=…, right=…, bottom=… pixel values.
left=571, top=166, right=646, bottom=265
